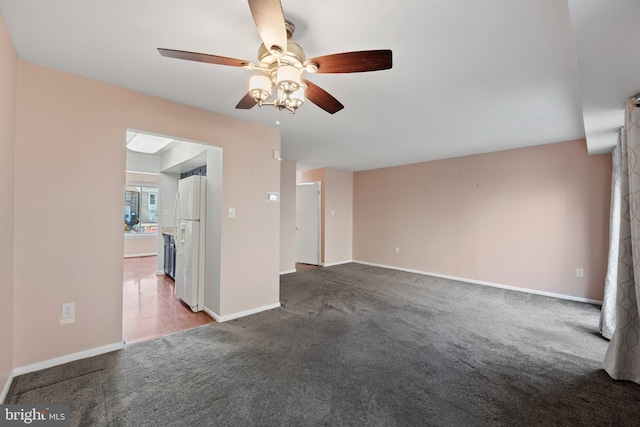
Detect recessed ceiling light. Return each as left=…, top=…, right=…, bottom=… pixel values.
left=127, top=133, right=174, bottom=154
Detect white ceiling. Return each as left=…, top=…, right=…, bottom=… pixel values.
left=1, top=0, right=636, bottom=171
left=568, top=0, right=640, bottom=155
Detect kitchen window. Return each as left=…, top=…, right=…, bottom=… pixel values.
left=124, top=185, right=158, bottom=235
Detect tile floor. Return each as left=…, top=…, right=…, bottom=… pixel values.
left=123, top=256, right=214, bottom=344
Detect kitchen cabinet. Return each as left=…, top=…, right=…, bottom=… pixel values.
left=163, top=233, right=176, bottom=279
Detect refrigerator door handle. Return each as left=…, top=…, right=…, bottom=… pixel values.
left=173, top=189, right=180, bottom=226
left=179, top=223, right=187, bottom=243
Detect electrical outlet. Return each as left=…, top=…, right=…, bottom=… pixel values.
left=394, top=247, right=400, bottom=254
left=576, top=268, right=584, bottom=278
left=61, top=302, right=75, bottom=324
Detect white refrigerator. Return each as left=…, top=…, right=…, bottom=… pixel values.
left=174, top=175, right=206, bottom=312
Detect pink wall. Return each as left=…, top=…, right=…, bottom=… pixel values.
left=353, top=140, right=611, bottom=301
left=0, top=13, right=16, bottom=398
left=323, top=168, right=353, bottom=266
left=13, top=61, right=280, bottom=367
left=280, top=160, right=297, bottom=273
left=218, top=131, right=280, bottom=316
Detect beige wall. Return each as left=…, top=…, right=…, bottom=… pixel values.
left=280, top=160, right=297, bottom=273
left=13, top=60, right=281, bottom=367
left=297, top=167, right=353, bottom=266
left=0, top=13, right=16, bottom=398
left=218, top=128, right=280, bottom=316
left=124, top=237, right=158, bottom=258
left=323, top=168, right=353, bottom=265
left=353, top=140, right=611, bottom=301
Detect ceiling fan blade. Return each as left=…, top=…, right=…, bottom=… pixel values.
left=307, top=50, right=392, bottom=74
left=247, top=0, right=287, bottom=55
left=158, top=48, right=249, bottom=67
left=303, top=80, right=344, bottom=114
left=235, top=92, right=257, bottom=109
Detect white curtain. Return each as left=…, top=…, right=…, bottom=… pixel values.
left=599, top=136, right=622, bottom=339
left=603, top=100, right=640, bottom=384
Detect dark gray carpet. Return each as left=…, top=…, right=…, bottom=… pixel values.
left=5, top=263, right=640, bottom=426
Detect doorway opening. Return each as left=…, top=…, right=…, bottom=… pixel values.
left=296, top=181, right=322, bottom=266
left=123, top=130, right=221, bottom=343
left=123, top=255, right=212, bottom=343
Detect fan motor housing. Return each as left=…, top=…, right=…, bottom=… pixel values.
left=258, top=41, right=305, bottom=69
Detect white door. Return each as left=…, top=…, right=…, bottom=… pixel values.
left=296, top=182, right=321, bottom=265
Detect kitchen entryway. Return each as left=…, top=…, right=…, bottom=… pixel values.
left=123, top=255, right=214, bottom=344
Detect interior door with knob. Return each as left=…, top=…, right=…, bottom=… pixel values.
left=296, top=181, right=321, bottom=266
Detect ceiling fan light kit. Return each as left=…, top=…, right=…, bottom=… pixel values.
left=158, top=0, right=392, bottom=115
left=250, top=68, right=305, bottom=113
left=252, top=61, right=306, bottom=113
left=249, top=75, right=272, bottom=101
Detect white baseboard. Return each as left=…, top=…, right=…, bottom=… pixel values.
left=353, top=260, right=603, bottom=305
left=155, top=270, right=165, bottom=276
left=280, top=269, right=296, bottom=275
left=205, top=302, right=281, bottom=323
left=1, top=371, right=15, bottom=403
left=203, top=306, right=217, bottom=320
left=124, top=252, right=157, bottom=259
left=3, top=341, right=124, bottom=403
left=11, top=341, right=125, bottom=379
left=322, top=260, right=353, bottom=268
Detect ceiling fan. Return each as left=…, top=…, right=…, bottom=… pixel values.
left=158, top=0, right=392, bottom=115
